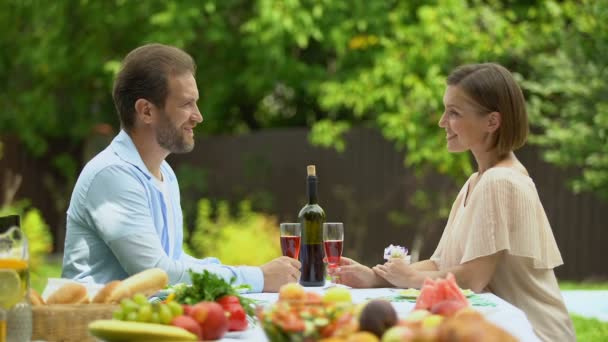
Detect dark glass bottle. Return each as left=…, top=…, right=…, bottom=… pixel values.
left=298, top=165, right=326, bottom=286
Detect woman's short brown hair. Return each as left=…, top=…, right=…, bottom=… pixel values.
left=447, top=63, right=528, bottom=156
left=112, top=43, right=196, bottom=131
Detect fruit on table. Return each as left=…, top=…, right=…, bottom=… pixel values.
left=323, top=287, right=352, bottom=304
left=421, top=314, right=444, bottom=329
left=346, top=331, right=380, bottom=342
left=381, top=326, right=415, bottom=342
left=189, top=301, right=229, bottom=340
left=217, top=295, right=248, bottom=331
left=0, top=268, right=23, bottom=309
left=437, top=309, right=517, bottom=342
left=171, top=315, right=203, bottom=340
left=306, top=291, right=323, bottom=304
left=431, top=299, right=467, bottom=317
left=112, top=297, right=180, bottom=324
left=278, top=282, right=306, bottom=301
left=88, top=319, right=197, bottom=341
left=402, top=309, right=431, bottom=322
left=358, top=300, right=398, bottom=338
left=414, top=273, right=468, bottom=312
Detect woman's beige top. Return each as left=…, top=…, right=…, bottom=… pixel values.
left=431, top=167, right=575, bottom=342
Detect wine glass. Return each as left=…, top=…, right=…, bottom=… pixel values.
left=0, top=217, right=28, bottom=342
left=279, top=223, right=301, bottom=259
left=323, top=222, right=344, bottom=283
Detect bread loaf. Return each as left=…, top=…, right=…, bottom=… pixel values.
left=47, top=283, right=89, bottom=304
left=106, top=268, right=168, bottom=304
left=29, top=288, right=45, bottom=306
left=92, top=280, right=122, bottom=304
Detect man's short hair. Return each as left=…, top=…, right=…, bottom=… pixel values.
left=112, top=44, right=196, bottom=131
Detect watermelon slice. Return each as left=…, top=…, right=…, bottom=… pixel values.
left=445, top=275, right=468, bottom=304
left=412, top=273, right=469, bottom=311
left=414, top=284, right=436, bottom=310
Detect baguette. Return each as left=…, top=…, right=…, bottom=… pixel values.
left=47, top=283, right=89, bottom=304
left=106, top=268, right=168, bottom=304
left=29, top=288, right=45, bottom=306
left=92, top=280, right=122, bottom=304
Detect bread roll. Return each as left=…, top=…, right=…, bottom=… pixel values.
left=29, top=288, right=45, bottom=306
left=106, top=268, right=168, bottom=304
left=92, top=280, right=122, bottom=304
left=47, top=283, right=89, bottom=304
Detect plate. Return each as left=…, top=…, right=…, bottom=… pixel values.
left=397, top=288, right=421, bottom=299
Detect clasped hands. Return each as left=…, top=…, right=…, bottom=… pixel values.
left=328, top=256, right=418, bottom=288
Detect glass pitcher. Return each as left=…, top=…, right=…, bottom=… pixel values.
left=0, top=215, right=30, bottom=342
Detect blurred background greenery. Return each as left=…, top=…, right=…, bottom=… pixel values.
left=1, top=0, right=607, bottom=339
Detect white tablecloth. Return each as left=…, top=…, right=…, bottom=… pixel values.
left=222, top=286, right=541, bottom=342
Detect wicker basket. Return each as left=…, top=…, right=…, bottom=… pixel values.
left=32, top=304, right=118, bottom=342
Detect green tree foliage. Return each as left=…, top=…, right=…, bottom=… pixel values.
left=184, top=199, right=281, bottom=265
left=521, top=0, right=608, bottom=198
left=1, top=0, right=606, bottom=197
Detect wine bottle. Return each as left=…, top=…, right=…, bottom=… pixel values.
left=298, top=165, right=326, bottom=286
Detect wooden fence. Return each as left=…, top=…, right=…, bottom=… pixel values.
left=1, top=127, right=606, bottom=280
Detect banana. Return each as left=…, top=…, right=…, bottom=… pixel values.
left=88, top=320, right=196, bottom=341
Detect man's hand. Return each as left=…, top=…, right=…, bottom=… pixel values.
left=261, top=256, right=301, bottom=292
left=329, top=257, right=390, bottom=288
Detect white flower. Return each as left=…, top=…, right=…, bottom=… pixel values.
left=383, top=244, right=409, bottom=260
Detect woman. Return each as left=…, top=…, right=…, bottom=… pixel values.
left=331, top=63, right=575, bottom=341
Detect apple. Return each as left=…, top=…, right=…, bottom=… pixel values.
left=323, top=287, right=352, bottom=304
left=431, top=300, right=467, bottom=317
left=189, top=301, right=229, bottom=340
left=381, top=326, right=415, bottom=342
left=182, top=304, right=193, bottom=316
left=171, top=315, right=202, bottom=340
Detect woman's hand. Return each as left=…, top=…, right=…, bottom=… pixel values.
left=373, top=258, right=419, bottom=288
left=329, top=257, right=389, bottom=288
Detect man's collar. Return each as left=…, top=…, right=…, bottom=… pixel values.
left=110, top=130, right=176, bottom=182
left=108, top=130, right=150, bottom=180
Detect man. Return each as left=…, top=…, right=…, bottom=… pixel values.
left=62, top=43, right=300, bottom=292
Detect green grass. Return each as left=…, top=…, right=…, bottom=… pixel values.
left=559, top=281, right=608, bottom=290
left=559, top=281, right=608, bottom=341
left=572, top=314, right=608, bottom=342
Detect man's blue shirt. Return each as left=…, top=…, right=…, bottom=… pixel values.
left=61, top=130, right=264, bottom=291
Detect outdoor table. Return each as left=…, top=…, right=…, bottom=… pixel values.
left=221, top=286, right=541, bottom=342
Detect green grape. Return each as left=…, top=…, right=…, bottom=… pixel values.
left=138, top=304, right=152, bottom=322
left=120, top=299, right=138, bottom=316
left=149, top=311, right=161, bottom=324
left=167, top=301, right=183, bottom=317
left=126, top=311, right=138, bottom=322
left=112, top=309, right=124, bottom=320
left=133, top=293, right=148, bottom=306
left=159, top=304, right=173, bottom=324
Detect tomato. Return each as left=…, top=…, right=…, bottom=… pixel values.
left=217, top=296, right=248, bottom=331
left=216, top=295, right=240, bottom=307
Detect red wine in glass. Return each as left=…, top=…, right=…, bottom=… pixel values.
left=324, top=239, right=343, bottom=268
left=280, top=235, right=301, bottom=259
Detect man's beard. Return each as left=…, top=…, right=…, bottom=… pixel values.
left=156, top=110, right=195, bottom=153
